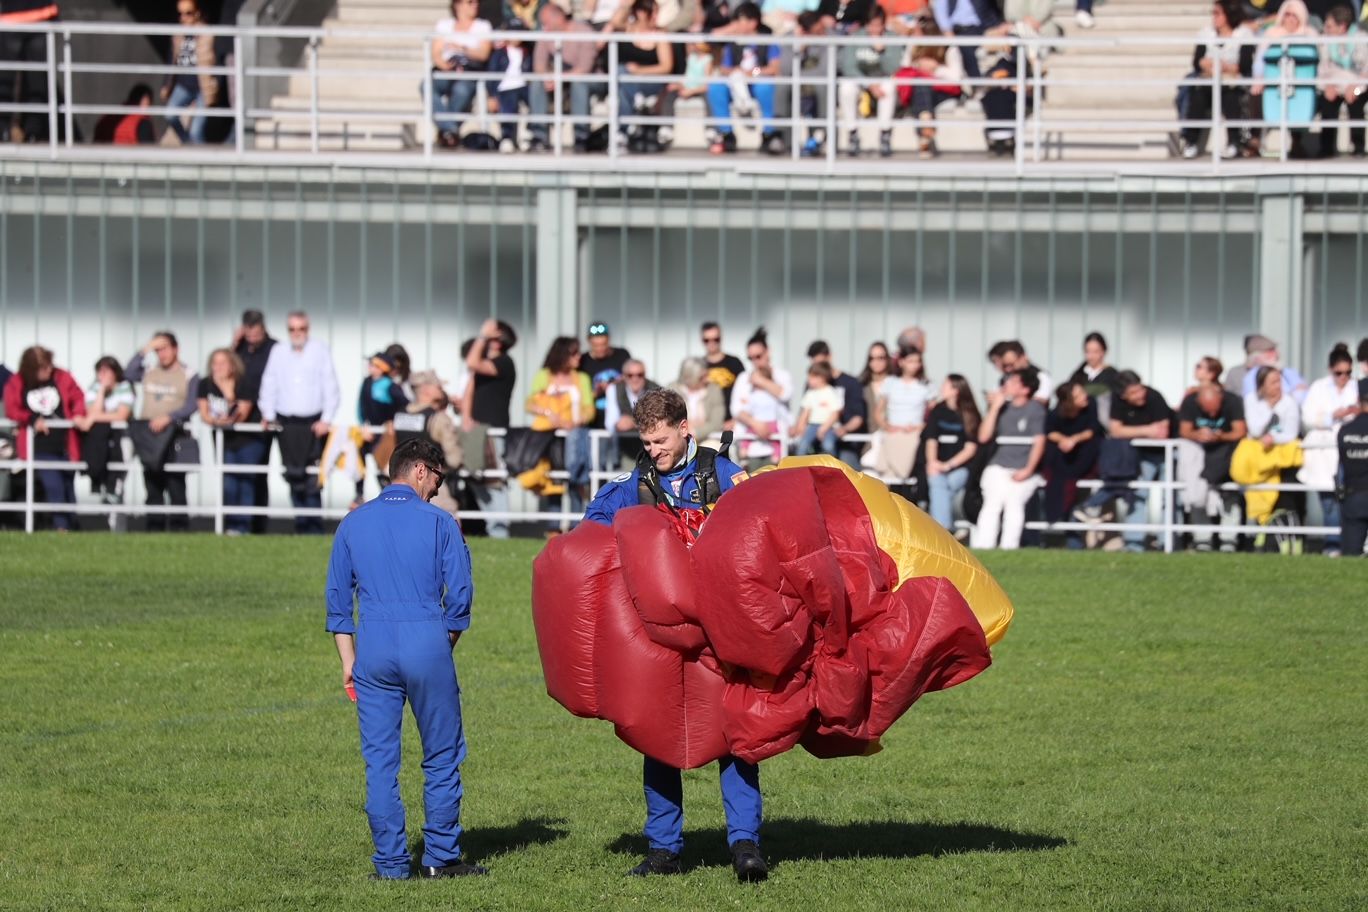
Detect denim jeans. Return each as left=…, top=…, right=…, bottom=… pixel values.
left=928, top=466, right=970, bottom=531
left=528, top=79, right=604, bottom=143
left=707, top=79, right=777, bottom=135
left=1123, top=458, right=1162, bottom=548
left=471, top=433, right=509, bottom=539
left=34, top=450, right=76, bottom=531
left=617, top=70, right=664, bottom=133
left=223, top=438, right=268, bottom=534
left=429, top=76, right=478, bottom=134
left=798, top=424, right=838, bottom=456
left=166, top=81, right=208, bottom=145
left=496, top=86, right=529, bottom=142
left=1319, top=492, right=1342, bottom=550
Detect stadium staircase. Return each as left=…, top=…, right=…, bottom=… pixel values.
left=252, top=0, right=1208, bottom=159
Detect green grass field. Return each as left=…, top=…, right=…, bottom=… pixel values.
left=1, top=536, right=1364, bottom=912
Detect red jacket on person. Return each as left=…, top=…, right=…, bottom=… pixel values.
left=3, top=367, right=86, bottom=461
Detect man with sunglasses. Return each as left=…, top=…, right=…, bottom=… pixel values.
left=326, top=437, right=486, bottom=880
left=699, top=322, right=745, bottom=425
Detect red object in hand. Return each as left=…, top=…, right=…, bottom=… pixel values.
left=345, top=683, right=358, bottom=703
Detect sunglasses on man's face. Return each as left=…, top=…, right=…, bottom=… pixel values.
left=425, top=463, right=446, bottom=488
left=624, top=371, right=645, bottom=379
left=1332, top=369, right=1352, bottom=377
left=702, top=336, right=721, bottom=344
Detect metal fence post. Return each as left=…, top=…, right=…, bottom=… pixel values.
left=24, top=426, right=35, bottom=533
left=825, top=45, right=836, bottom=167
left=423, top=39, right=435, bottom=160
left=1162, top=442, right=1175, bottom=553
left=608, top=39, right=619, bottom=160
left=1278, top=40, right=1289, bottom=162
left=1030, top=39, right=1043, bottom=162
left=308, top=36, right=320, bottom=154
left=552, top=46, right=563, bottom=156
left=44, top=30, right=57, bottom=159
left=1014, top=40, right=1026, bottom=173
left=61, top=29, right=73, bottom=150
left=1211, top=40, right=1222, bottom=168
left=790, top=46, right=801, bottom=161
left=233, top=34, right=246, bottom=155
left=214, top=429, right=226, bottom=535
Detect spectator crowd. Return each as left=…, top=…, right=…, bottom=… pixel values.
left=3, top=312, right=1367, bottom=556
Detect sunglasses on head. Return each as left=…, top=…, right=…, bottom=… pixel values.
left=587, top=323, right=608, bottom=336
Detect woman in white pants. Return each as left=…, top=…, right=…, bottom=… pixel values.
left=971, top=369, right=1047, bottom=550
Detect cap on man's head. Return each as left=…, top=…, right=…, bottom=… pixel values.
left=587, top=321, right=610, bottom=338
left=370, top=352, right=395, bottom=373
left=1244, top=334, right=1276, bottom=354
left=410, top=369, right=444, bottom=388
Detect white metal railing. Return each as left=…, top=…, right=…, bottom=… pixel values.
left=1, top=21, right=1367, bottom=173
left=0, top=418, right=1348, bottom=552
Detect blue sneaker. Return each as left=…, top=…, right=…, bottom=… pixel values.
left=801, top=137, right=823, bottom=158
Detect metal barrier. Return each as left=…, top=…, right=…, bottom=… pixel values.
left=0, top=418, right=1345, bottom=551
left=1, top=21, right=1367, bottom=173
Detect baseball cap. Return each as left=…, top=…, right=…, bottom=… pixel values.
left=370, top=352, right=395, bottom=373
left=587, top=322, right=610, bottom=338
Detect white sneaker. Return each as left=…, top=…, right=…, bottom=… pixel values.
left=1221, top=143, right=1239, bottom=159
left=1075, top=10, right=1095, bottom=28
left=498, top=137, right=516, bottom=154
left=1181, top=142, right=1200, bottom=159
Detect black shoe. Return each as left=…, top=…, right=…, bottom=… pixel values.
left=762, top=131, right=787, bottom=156
left=527, top=136, right=550, bottom=152
left=627, top=849, right=682, bottom=877
left=420, top=861, right=489, bottom=878
left=730, top=840, right=768, bottom=882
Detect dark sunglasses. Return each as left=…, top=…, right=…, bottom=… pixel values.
left=425, top=463, right=446, bottom=487
left=624, top=371, right=645, bottom=378
left=702, top=335, right=721, bottom=343
left=1332, top=369, right=1352, bottom=377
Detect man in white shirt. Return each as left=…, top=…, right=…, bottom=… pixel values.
left=259, top=310, right=340, bottom=533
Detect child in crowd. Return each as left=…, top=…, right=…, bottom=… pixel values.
left=793, top=361, right=845, bottom=456
left=491, top=20, right=533, bottom=153
left=672, top=41, right=715, bottom=101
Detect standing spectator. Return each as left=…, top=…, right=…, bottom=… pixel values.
left=465, top=318, right=518, bottom=539
left=233, top=309, right=276, bottom=534
left=580, top=321, right=632, bottom=433
left=671, top=357, right=727, bottom=446
left=707, top=3, right=785, bottom=155
left=529, top=1, right=605, bottom=153
left=258, top=311, right=340, bottom=535
left=806, top=340, right=866, bottom=468
left=3, top=346, right=85, bottom=531
left=730, top=327, right=793, bottom=465
left=1316, top=5, right=1367, bottom=158
left=1224, top=333, right=1269, bottom=395
left=355, top=352, right=410, bottom=509
left=1299, top=344, right=1359, bottom=555
left=604, top=359, right=661, bottom=467
left=198, top=348, right=260, bottom=536
left=125, top=333, right=200, bottom=533
left=859, top=341, right=892, bottom=430
left=162, top=0, right=219, bottom=146
left=1358, top=337, right=1368, bottom=378
left=929, top=0, right=1000, bottom=87
left=925, top=374, right=980, bottom=532
left=74, top=356, right=136, bottom=517
left=699, top=321, right=746, bottom=424
left=385, top=343, right=415, bottom=401
left=792, top=362, right=843, bottom=457
left=609, top=0, right=675, bottom=152
left=1179, top=0, right=1254, bottom=160
left=527, top=336, right=595, bottom=516
left=838, top=5, right=902, bottom=158
left=1109, top=370, right=1172, bottom=553
left=1, top=0, right=62, bottom=144
left=1185, top=355, right=1224, bottom=398
left=92, top=84, right=156, bottom=145
left=489, top=18, right=535, bottom=153
left=430, top=0, right=494, bottom=148
left=971, top=368, right=1046, bottom=550
left=1042, top=381, right=1103, bottom=540
left=996, top=340, right=1054, bottom=404
left=1068, top=331, right=1121, bottom=400
left=1176, top=382, right=1246, bottom=551
left=874, top=346, right=930, bottom=484
left=1336, top=378, right=1368, bottom=556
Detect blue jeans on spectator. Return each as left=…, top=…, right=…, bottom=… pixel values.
left=952, top=26, right=985, bottom=84
left=1076, top=0, right=1093, bottom=10
left=166, top=81, right=208, bottom=145
left=798, top=424, right=839, bottom=457
left=928, top=466, right=970, bottom=531
left=34, top=450, right=76, bottom=531
left=223, top=438, right=268, bottom=535
left=429, top=75, right=478, bottom=136
left=707, top=80, right=777, bottom=135
left=496, top=86, right=530, bottom=143
left=528, top=79, right=604, bottom=143
left=1320, top=492, right=1341, bottom=550
left=1123, top=458, right=1162, bottom=549
left=618, top=72, right=664, bottom=134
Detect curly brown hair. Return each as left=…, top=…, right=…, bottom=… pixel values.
left=633, top=388, right=688, bottom=431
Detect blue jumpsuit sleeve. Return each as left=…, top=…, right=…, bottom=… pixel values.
left=439, top=515, right=474, bottom=633
left=715, top=456, right=749, bottom=496
left=583, top=477, right=637, bottom=526
left=324, top=521, right=357, bottom=634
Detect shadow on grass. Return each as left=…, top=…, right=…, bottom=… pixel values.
left=609, top=819, right=1067, bottom=869
left=418, top=816, right=569, bottom=862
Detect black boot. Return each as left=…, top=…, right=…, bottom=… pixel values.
left=420, top=861, right=489, bottom=878
left=627, top=848, right=682, bottom=877
left=730, top=840, right=768, bottom=882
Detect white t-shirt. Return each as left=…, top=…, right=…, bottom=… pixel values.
left=800, top=385, right=845, bottom=426
left=85, top=379, right=136, bottom=414
left=434, top=17, right=492, bottom=66
left=881, top=376, right=932, bottom=427
left=498, top=46, right=527, bottom=92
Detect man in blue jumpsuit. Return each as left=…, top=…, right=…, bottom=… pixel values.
left=582, top=389, right=768, bottom=882
left=325, top=438, right=487, bottom=880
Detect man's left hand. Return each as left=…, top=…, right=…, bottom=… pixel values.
left=149, top=415, right=171, bottom=434
left=311, top=420, right=330, bottom=438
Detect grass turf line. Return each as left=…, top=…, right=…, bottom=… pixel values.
left=0, top=536, right=1364, bottom=911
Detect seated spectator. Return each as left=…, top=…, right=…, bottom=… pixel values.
left=396, top=370, right=467, bottom=518
left=818, top=0, right=873, bottom=34
left=776, top=12, right=831, bottom=157
left=807, top=340, right=866, bottom=468
left=1185, top=355, right=1224, bottom=398
left=527, top=336, right=595, bottom=516
left=1069, top=331, right=1121, bottom=401
left=1235, top=365, right=1304, bottom=532
left=838, top=5, right=902, bottom=158
left=731, top=326, right=793, bottom=465
left=1299, top=344, right=1360, bottom=555
left=605, top=358, right=661, bottom=466
left=1043, top=381, right=1103, bottom=539
left=1236, top=336, right=1309, bottom=402
left=355, top=351, right=410, bottom=508
left=874, top=346, right=931, bottom=485
left=126, top=333, right=200, bottom=533
left=925, top=374, right=980, bottom=532
left=792, top=362, right=844, bottom=457
left=1315, top=5, right=1368, bottom=159
left=898, top=18, right=964, bottom=159
left=707, top=3, right=786, bottom=155
left=198, top=349, right=261, bottom=536
left=505, top=0, right=546, bottom=29
left=489, top=19, right=535, bottom=153
left=1108, top=370, right=1172, bottom=552
left=1251, top=0, right=1320, bottom=160
left=429, top=0, right=494, bottom=148
left=671, top=357, right=727, bottom=447
left=764, top=0, right=821, bottom=35
left=2, top=346, right=85, bottom=531
left=74, top=356, right=136, bottom=515
left=929, top=0, right=1000, bottom=86
left=93, top=84, right=156, bottom=145
left=529, top=2, right=605, bottom=152
left=162, top=0, right=218, bottom=146
left=1359, top=336, right=1368, bottom=378
left=1179, top=0, right=1254, bottom=160
left=896, top=326, right=927, bottom=355
left=610, top=0, right=676, bottom=153
left=1176, top=382, right=1246, bottom=551
left=996, top=340, right=1054, bottom=404
left=698, top=321, right=745, bottom=426
left=971, top=368, right=1046, bottom=550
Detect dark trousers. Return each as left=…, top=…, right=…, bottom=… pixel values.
left=1341, top=492, right=1368, bottom=557
left=223, top=438, right=268, bottom=534
left=144, top=466, right=189, bottom=532
left=0, top=31, right=51, bottom=142
left=1317, top=93, right=1367, bottom=157
left=33, top=451, right=76, bottom=531
left=497, top=86, right=529, bottom=143
left=1183, top=85, right=1244, bottom=147
left=953, top=26, right=985, bottom=83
